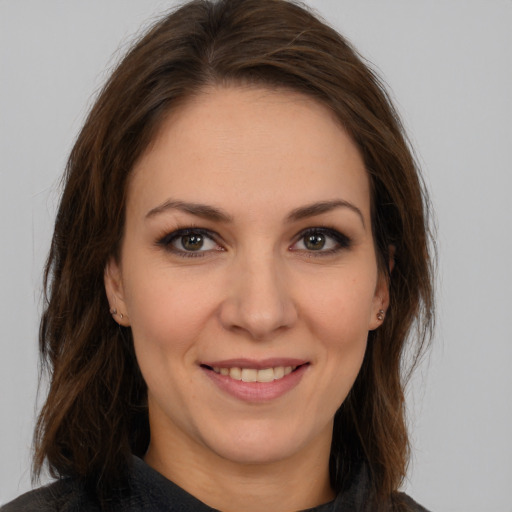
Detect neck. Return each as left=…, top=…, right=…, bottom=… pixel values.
left=144, top=424, right=335, bottom=512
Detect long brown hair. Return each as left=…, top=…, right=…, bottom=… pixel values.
left=35, top=0, right=435, bottom=507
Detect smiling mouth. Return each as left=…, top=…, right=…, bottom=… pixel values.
left=201, top=364, right=307, bottom=383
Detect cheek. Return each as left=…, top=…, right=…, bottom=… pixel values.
left=298, top=270, right=374, bottom=400
left=301, top=269, right=377, bottom=337
left=124, top=267, right=217, bottom=363
left=125, top=271, right=218, bottom=417
left=318, top=313, right=369, bottom=414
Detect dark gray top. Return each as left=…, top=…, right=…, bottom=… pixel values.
left=1, top=456, right=430, bottom=511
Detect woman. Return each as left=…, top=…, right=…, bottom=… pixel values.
left=2, top=0, right=434, bottom=510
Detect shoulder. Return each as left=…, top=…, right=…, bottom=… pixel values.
left=0, top=457, right=209, bottom=512
left=393, top=491, right=431, bottom=512
left=1, top=479, right=100, bottom=512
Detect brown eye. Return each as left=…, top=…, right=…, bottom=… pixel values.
left=304, top=233, right=326, bottom=250
left=290, top=227, right=351, bottom=255
left=157, top=228, right=222, bottom=257
left=181, top=233, right=204, bottom=251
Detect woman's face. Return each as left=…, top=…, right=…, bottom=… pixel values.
left=106, top=86, right=387, bottom=471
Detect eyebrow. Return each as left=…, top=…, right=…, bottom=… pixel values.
left=286, top=200, right=365, bottom=228
left=146, top=200, right=233, bottom=223
left=146, top=198, right=365, bottom=228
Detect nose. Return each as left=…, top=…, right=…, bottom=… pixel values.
left=218, top=252, right=298, bottom=340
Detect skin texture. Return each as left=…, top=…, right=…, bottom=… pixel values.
left=105, top=86, right=389, bottom=512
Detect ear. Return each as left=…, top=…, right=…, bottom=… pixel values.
left=368, top=245, right=395, bottom=331
left=104, top=257, right=130, bottom=326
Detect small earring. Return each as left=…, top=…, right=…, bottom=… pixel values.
left=109, top=307, right=124, bottom=320
left=377, top=309, right=385, bottom=321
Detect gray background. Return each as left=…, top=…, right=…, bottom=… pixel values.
left=1, top=1, right=511, bottom=510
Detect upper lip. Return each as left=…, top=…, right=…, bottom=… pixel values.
left=201, top=358, right=309, bottom=369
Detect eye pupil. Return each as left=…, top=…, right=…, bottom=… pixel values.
left=181, top=234, right=204, bottom=251
left=304, top=233, right=325, bottom=250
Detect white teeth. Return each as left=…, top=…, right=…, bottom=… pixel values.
left=229, top=367, right=242, bottom=380
left=211, top=365, right=298, bottom=382
left=241, top=368, right=257, bottom=382
left=274, top=366, right=285, bottom=379
left=256, top=368, right=275, bottom=382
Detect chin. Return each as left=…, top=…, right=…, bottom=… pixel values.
left=198, top=418, right=327, bottom=466
left=213, top=439, right=298, bottom=466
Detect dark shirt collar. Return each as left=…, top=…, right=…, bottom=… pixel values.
left=128, top=456, right=371, bottom=512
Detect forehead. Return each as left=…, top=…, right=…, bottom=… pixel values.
left=128, top=86, right=370, bottom=222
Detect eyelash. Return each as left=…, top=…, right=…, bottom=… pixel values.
left=156, top=228, right=222, bottom=258
left=156, top=226, right=352, bottom=258
left=293, top=227, right=351, bottom=256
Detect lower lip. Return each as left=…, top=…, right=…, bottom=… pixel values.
left=203, top=365, right=309, bottom=402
